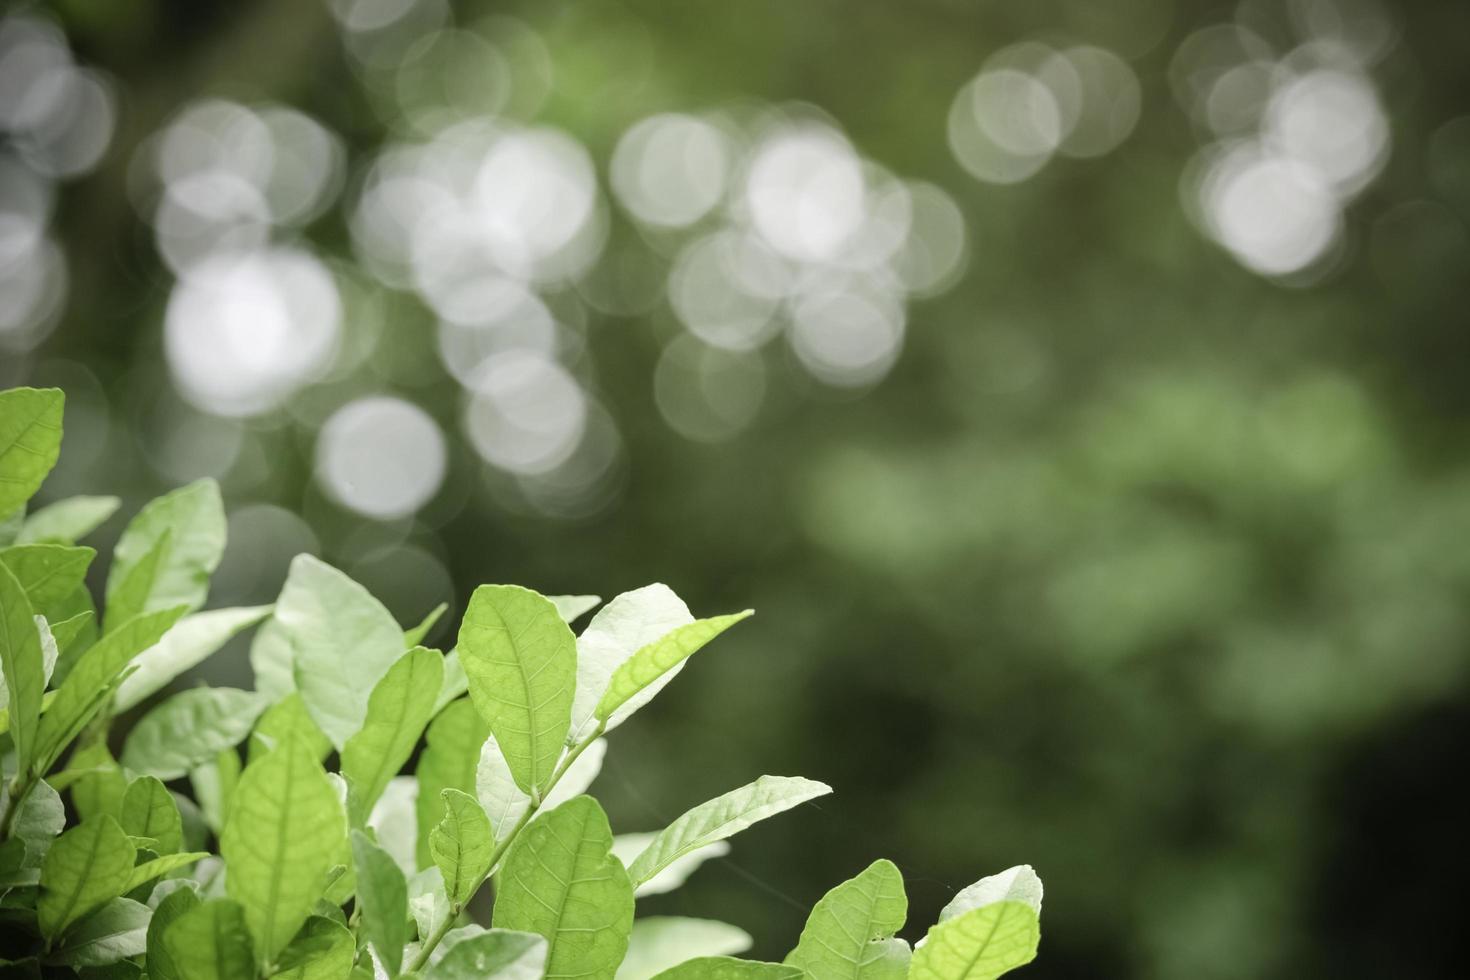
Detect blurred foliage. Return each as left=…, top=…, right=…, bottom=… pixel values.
left=5, top=0, right=1470, bottom=977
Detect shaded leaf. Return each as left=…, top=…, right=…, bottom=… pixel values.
left=37, top=815, right=136, bottom=942
left=122, top=687, right=266, bottom=780
left=17, top=495, right=119, bottom=545
left=414, top=698, right=489, bottom=870
left=67, top=740, right=128, bottom=821
left=104, top=479, right=225, bottom=623
left=273, top=915, right=356, bottom=980
left=341, top=646, right=442, bottom=825
left=146, top=884, right=200, bottom=980
left=653, top=958, right=802, bottom=980
left=616, top=918, right=752, bottom=980
left=114, top=605, right=273, bottom=712
left=548, top=594, right=601, bottom=624
left=120, top=776, right=184, bottom=855
left=477, top=735, right=605, bottom=842
left=404, top=602, right=447, bottom=648
left=122, top=851, right=208, bottom=894
left=352, top=829, right=409, bottom=976
left=425, top=929, right=547, bottom=980
left=48, top=897, right=151, bottom=967
left=220, top=738, right=346, bottom=964
left=162, top=898, right=255, bottom=980
left=610, top=834, right=728, bottom=898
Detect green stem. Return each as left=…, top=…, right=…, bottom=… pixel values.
left=0, top=771, right=36, bottom=841
left=405, top=723, right=606, bottom=971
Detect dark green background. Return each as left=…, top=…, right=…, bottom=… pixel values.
left=7, top=0, right=1470, bottom=976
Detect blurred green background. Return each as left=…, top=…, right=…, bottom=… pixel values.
left=4, top=0, right=1469, bottom=976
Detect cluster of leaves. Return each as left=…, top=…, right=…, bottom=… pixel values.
left=0, top=386, right=1043, bottom=979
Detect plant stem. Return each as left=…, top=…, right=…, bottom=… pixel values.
left=0, top=771, right=36, bottom=840
left=405, top=723, right=606, bottom=971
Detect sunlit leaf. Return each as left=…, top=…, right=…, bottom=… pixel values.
left=568, top=584, right=691, bottom=744
left=429, top=788, right=494, bottom=906
left=114, top=605, right=273, bottom=712
left=404, top=602, right=448, bottom=647
left=0, top=560, right=44, bottom=776
left=548, top=594, right=602, bottom=625
left=626, top=776, right=830, bottom=888
left=249, top=691, right=331, bottom=763
left=120, top=776, right=184, bottom=855
left=786, top=860, right=908, bottom=980
left=616, top=917, right=752, bottom=980
left=492, top=796, right=634, bottom=980
left=162, top=898, right=255, bottom=980
left=424, top=928, right=548, bottom=980
left=0, top=387, right=64, bottom=517
left=49, top=897, right=152, bottom=967
left=0, top=543, right=95, bottom=622
left=458, top=585, right=577, bottom=797
left=477, top=735, right=605, bottom=842
left=593, top=612, right=752, bottom=727
left=610, top=834, right=729, bottom=898
left=908, top=902, right=1040, bottom=980
left=653, top=958, right=802, bottom=980
left=104, top=479, right=225, bottom=624
left=146, top=884, right=200, bottom=980
left=273, top=915, right=356, bottom=980
left=414, top=697, right=489, bottom=871
left=937, top=866, right=1043, bottom=922
left=122, top=687, right=267, bottom=780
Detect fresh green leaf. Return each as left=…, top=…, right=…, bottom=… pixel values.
left=408, top=866, right=452, bottom=946
left=17, top=495, right=120, bottom=545
left=626, top=776, right=831, bottom=889
left=122, top=851, right=208, bottom=894
left=190, top=748, right=242, bottom=836
left=8, top=777, right=65, bottom=872
left=104, top=479, right=225, bottom=623
left=366, top=775, right=417, bottom=878
left=35, top=605, right=188, bottom=771
left=352, top=829, right=410, bottom=976
left=0, top=387, right=64, bottom=517
left=404, top=602, right=448, bottom=647
left=0, top=505, right=22, bottom=547
left=937, top=866, right=1043, bottom=922
left=492, top=796, right=634, bottom=980
left=146, top=885, right=201, bottom=980
left=424, top=929, right=548, bottom=980
left=220, top=737, right=347, bottom=965
left=122, top=687, right=267, bottom=780
left=46, top=606, right=93, bottom=662
left=120, top=776, right=184, bottom=855
left=266, top=555, right=406, bottom=748
left=477, top=735, right=606, bottom=842
left=48, top=897, right=152, bottom=967
left=162, top=898, right=255, bottom=980
left=616, top=918, right=753, bottom=980
left=0, top=560, right=44, bottom=776
left=250, top=691, right=332, bottom=763
left=67, top=740, right=128, bottom=821
left=0, top=543, right=95, bottom=621
left=432, top=651, right=468, bottom=714
left=341, top=646, right=443, bottom=825
left=104, top=531, right=173, bottom=631
left=429, top=789, right=493, bottom=906
left=908, top=902, right=1040, bottom=980
left=652, top=958, right=802, bottom=980
left=568, top=584, right=692, bottom=744
left=610, top=834, right=728, bottom=898
left=114, top=605, right=273, bottom=712
left=415, top=698, right=489, bottom=871
left=273, top=915, right=356, bottom=980
left=457, top=585, right=577, bottom=797
left=787, top=860, right=908, bottom=980
left=592, top=612, right=752, bottom=727
left=37, top=815, right=137, bottom=942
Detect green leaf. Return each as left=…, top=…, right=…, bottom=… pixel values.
left=147, top=884, right=201, bottom=980
left=266, top=555, right=405, bottom=748
left=122, top=851, right=208, bottom=894
left=0, top=504, right=22, bottom=547
left=48, top=897, right=152, bottom=967
left=414, top=698, right=489, bottom=871
left=37, top=815, right=137, bottom=942
left=351, top=829, right=409, bottom=976
left=35, top=605, right=189, bottom=771
left=0, top=543, right=95, bottom=621
left=0, top=387, right=64, bottom=517
left=568, top=584, right=692, bottom=744
left=0, top=560, right=44, bottom=776
left=404, top=602, right=448, bottom=647
left=67, top=740, right=128, bottom=821
left=592, top=612, right=752, bottom=727
left=10, top=778, right=65, bottom=869
left=457, top=585, right=577, bottom=797
left=548, top=594, right=601, bottom=624
left=425, top=929, right=548, bottom=980
left=273, top=915, right=356, bottom=980
left=626, top=776, right=831, bottom=889
left=652, top=958, right=802, bottom=980
left=104, top=479, right=225, bottom=623
left=17, top=495, right=119, bottom=545
left=191, top=748, right=242, bottom=836
left=908, top=903, right=1040, bottom=980
left=114, top=605, right=273, bottom=712
left=250, top=691, right=332, bottom=763
left=616, top=918, right=752, bottom=980
left=104, top=530, right=173, bottom=631
left=610, top=834, right=728, bottom=898
left=787, top=860, right=908, bottom=980
left=220, top=737, right=347, bottom=965
left=120, top=776, right=184, bottom=855
left=162, top=898, right=256, bottom=980
left=492, top=796, right=634, bottom=980
left=477, top=735, right=606, bottom=842
left=937, top=866, right=1043, bottom=922
left=341, top=646, right=443, bottom=825
left=432, top=651, right=468, bottom=714
left=429, top=789, right=494, bottom=906
left=122, top=688, right=267, bottom=780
